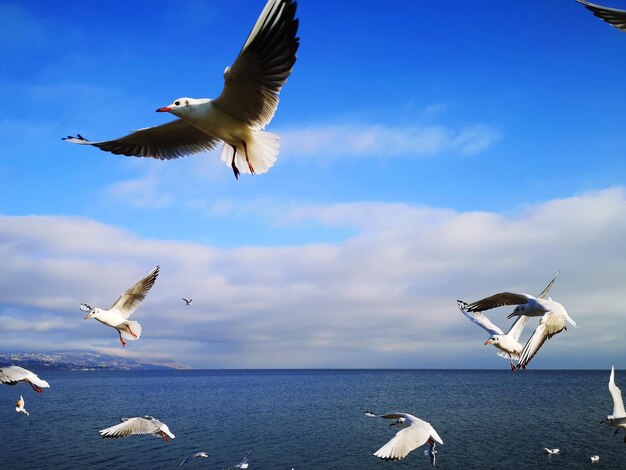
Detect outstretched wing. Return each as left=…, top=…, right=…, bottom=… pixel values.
left=507, top=315, right=530, bottom=341
left=517, top=313, right=565, bottom=369
left=213, top=0, right=299, bottom=130
left=99, top=417, right=158, bottom=438
left=458, top=293, right=531, bottom=313
left=373, top=416, right=430, bottom=461
left=110, top=266, right=160, bottom=318
left=609, top=366, right=626, bottom=418
left=577, top=0, right=626, bottom=31
left=537, top=271, right=559, bottom=300
left=64, top=119, right=218, bottom=159
left=0, top=366, right=49, bottom=389
left=458, top=301, right=504, bottom=336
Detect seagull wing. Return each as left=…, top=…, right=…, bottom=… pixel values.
left=0, top=366, right=49, bottom=388
left=609, top=366, right=626, bottom=418
left=459, top=292, right=531, bottom=313
left=110, top=266, right=160, bottom=318
left=373, top=415, right=434, bottom=461
left=64, top=119, right=218, bottom=159
left=458, top=301, right=504, bottom=335
left=537, top=271, right=559, bottom=300
left=577, top=0, right=626, bottom=31
left=213, top=0, right=299, bottom=130
left=517, top=313, right=566, bottom=369
left=507, top=315, right=530, bottom=341
left=99, top=417, right=159, bottom=438
left=179, top=455, right=192, bottom=467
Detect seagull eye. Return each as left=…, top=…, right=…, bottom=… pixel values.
left=175, top=101, right=180, bottom=106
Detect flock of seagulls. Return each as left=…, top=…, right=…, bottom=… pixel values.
left=3, top=0, right=626, bottom=467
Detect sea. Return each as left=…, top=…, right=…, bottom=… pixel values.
left=0, top=369, right=624, bottom=469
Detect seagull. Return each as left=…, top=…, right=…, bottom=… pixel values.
left=182, top=298, right=192, bottom=306
left=365, top=411, right=443, bottom=463
left=99, top=416, right=175, bottom=441
left=0, top=366, right=50, bottom=393
left=543, top=448, right=560, bottom=455
left=83, top=265, right=159, bottom=347
left=15, top=395, right=29, bottom=416
left=601, top=366, right=626, bottom=441
left=424, top=442, right=438, bottom=466
left=180, top=452, right=211, bottom=467
left=234, top=450, right=252, bottom=469
left=458, top=273, right=558, bottom=371
left=591, top=455, right=600, bottom=463
left=64, top=0, right=299, bottom=179
left=79, top=303, right=93, bottom=312
left=457, top=273, right=578, bottom=369
left=577, top=1, right=626, bottom=31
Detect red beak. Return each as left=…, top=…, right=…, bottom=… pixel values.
left=84, top=314, right=91, bottom=319
left=156, top=107, right=171, bottom=112
left=484, top=340, right=491, bottom=345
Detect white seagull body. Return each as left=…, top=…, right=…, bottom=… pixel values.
left=365, top=411, right=443, bottom=464
left=458, top=273, right=558, bottom=370
left=180, top=452, right=211, bottom=467
left=0, top=366, right=50, bottom=393
left=457, top=273, right=578, bottom=369
left=64, top=0, right=299, bottom=179
left=83, top=265, right=159, bottom=347
left=602, top=366, right=626, bottom=442
left=15, top=395, right=29, bottom=416
left=99, top=416, right=175, bottom=441
left=543, top=448, right=560, bottom=455
left=577, top=1, right=626, bottom=31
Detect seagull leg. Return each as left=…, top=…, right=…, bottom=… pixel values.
left=160, top=431, right=169, bottom=442
left=118, top=331, right=126, bottom=347
left=230, top=145, right=240, bottom=180
left=127, top=325, right=138, bottom=339
left=242, top=141, right=255, bottom=174
left=30, top=383, right=43, bottom=393
left=509, top=355, right=516, bottom=373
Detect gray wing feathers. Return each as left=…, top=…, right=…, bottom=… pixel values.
left=64, top=119, right=218, bottom=159
left=214, top=0, right=299, bottom=129
left=110, top=266, right=160, bottom=317
left=577, top=0, right=626, bottom=31
left=459, top=292, right=530, bottom=313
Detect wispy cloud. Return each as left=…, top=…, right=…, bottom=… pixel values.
left=1, top=187, right=625, bottom=368
left=104, top=173, right=174, bottom=209
left=280, top=123, right=501, bottom=159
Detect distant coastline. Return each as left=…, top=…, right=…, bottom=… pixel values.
left=0, top=351, right=189, bottom=371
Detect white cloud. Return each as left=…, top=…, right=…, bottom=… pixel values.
left=1, top=187, right=625, bottom=368
left=279, top=123, right=500, bottom=159
left=104, top=172, right=174, bottom=209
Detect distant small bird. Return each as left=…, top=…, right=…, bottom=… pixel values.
left=234, top=450, right=252, bottom=469
left=180, top=452, right=211, bottom=467
left=0, top=366, right=50, bottom=393
left=63, top=0, right=300, bottom=179
left=543, top=448, right=560, bottom=455
left=591, top=454, right=600, bottom=463
left=182, top=298, right=193, bottom=306
left=423, top=441, right=438, bottom=466
left=79, top=303, right=93, bottom=312
left=601, top=365, right=626, bottom=441
left=15, top=395, right=29, bottom=416
left=365, top=411, right=443, bottom=464
left=99, top=416, right=175, bottom=441
left=84, top=265, right=159, bottom=347
left=577, top=1, right=626, bottom=31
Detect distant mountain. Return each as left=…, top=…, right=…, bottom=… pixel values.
left=0, top=351, right=189, bottom=370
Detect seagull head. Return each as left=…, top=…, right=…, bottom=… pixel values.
left=84, top=307, right=99, bottom=320
left=390, top=417, right=407, bottom=428
left=156, top=98, right=194, bottom=115
left=485, top=335, right=500, bottom=346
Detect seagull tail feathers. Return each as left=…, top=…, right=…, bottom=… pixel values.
left=120, top=321, right=142, bottom=341
left=220, top=131, right=280, bottom=176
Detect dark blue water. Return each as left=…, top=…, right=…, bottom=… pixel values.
left=0, top=370, right=624, bottom=469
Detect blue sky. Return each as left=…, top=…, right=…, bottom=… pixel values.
left=1, top=0, right=626, bottom=368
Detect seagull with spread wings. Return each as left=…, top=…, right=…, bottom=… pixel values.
left=99, top=416, right=175, bottom=441
left=15, top=395, right=29, bottom=416
left=83, top=266, right=159, bottom=347
left=180, top=452, right=211, bottom=467
left=457, top=272, right=578, bottom=369
left=64, top=0, right=299, bottom=179
left=458, top=273, right=558, bottom=371
left=365, top=411, right=443, bottom=465
left=601, top=366, right=626, bottom=442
